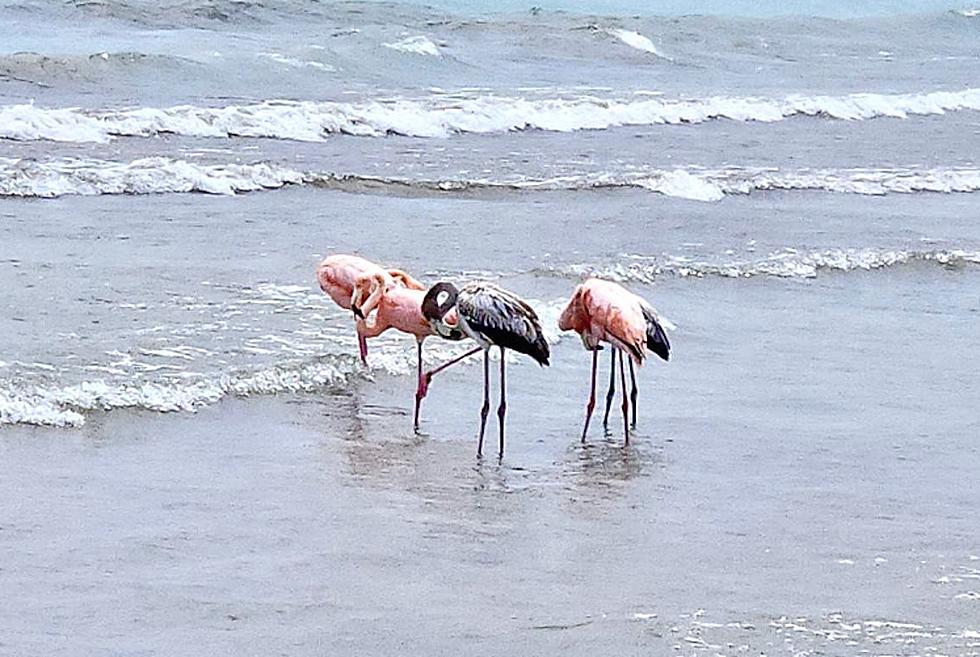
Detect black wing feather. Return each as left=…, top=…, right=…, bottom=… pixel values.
left=641, top=305, right=670, bottom=362
left=459, top=284, right=550, bottom=366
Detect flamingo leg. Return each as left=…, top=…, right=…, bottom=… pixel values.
left=358, top=332, right=368, bottom=366
left=413, top=340, right=424, bottom=433
left=628, top=357, right=638, bottom=429
left=602, top=348, right=617, bottom=430
left=619, top=350, right=630, bottom=446
left=477, top=350, right=490, bottom=458
left=581, top=348, right=598, bottom=443
left=497, top=347, right=507, bottom=459
left=419, top=346, right=482, bottom=399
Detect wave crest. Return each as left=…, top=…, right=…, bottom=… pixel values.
left=545, top=248, right=980, bottom=283
left=3, top=88, right=980, bottom=143
left=7, top=158, right=980, bottom=201
left=603, top=28, right=671, bottom=59
left=383, top=35, right=441, bottom=57
left=0, top=294, right=571, bottom=428
left=0, top=156, right=303, bottom=197
left=0, top=354, right=362, bottom=428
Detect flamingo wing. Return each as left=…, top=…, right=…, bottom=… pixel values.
left=458, top=283, right=550, bottom=366
left=387, top=268, right=425, bottom=290
left=638, top=300, right=671, bottom=361
left=577, top=281, right=645, bottom=363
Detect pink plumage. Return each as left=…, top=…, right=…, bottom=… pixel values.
left=316, top=254, right=423, bottom=310
left=559, top=277, right=671, bottom=444
left=352, top=273, right=433, bottom=341
left=559, top=278, right=651, bottom=364
left=350, top=272, right=466, bottom=432
left=315, top=253, right=426, bottom=366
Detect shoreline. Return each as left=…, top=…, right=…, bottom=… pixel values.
left=2, top=350, right=977, bottom=654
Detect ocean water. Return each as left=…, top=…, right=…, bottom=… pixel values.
left=2, top=0, right=980, bottom=426
left=1, top=1, right=979, bottom=654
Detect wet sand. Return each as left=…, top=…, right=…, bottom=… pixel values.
left=3, top=269, right=978, bottom=656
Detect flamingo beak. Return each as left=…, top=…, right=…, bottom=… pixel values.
left=352, top=305, right=364, bottom=320
left=432, top=319, right=461, bottom=340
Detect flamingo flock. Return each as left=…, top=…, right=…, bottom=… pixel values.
left=317, top=254, right=671, bottom=458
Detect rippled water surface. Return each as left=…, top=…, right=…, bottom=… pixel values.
left=1, top=1, right=979, bottom=654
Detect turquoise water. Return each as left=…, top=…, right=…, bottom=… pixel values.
left=377, top=0, right=973, bottom=17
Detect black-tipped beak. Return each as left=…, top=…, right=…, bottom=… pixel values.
left=352, top=305, right=364, bottom=320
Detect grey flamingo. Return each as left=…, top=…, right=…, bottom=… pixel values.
left=422, top=281, right=550, bottom=458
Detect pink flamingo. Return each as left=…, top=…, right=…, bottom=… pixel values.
left=558, top=278, right=671, bottom=444
left=351, top=272, right=479, bottom=432
left=316, top=254, right=424, bottom=363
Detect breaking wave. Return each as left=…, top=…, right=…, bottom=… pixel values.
left=6, top=157, right=980, bottom=201
left=3, top=87, right=980, bottom=143
left=0, top=345, right=455, bottom=428
left=383, top=35, right=441, bottom=57
left=0, top=356, right=361, bottom=428
left=256, top=52, right=335, bottom=71
left=543, top=248, right=980, bottom=282
left=310, top=166, right=980, bottom=201
left=0, top=297, right=568, bottom=428
left=628, top=167, right=980, bottom=201
left=0, top=157, right=303, bottom=197
left=602, top=28, right=671, bottom=59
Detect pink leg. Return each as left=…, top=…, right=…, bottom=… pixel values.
left=413, top=341, right=424, bottom=433
left=418, top=346, right=482, bottom=399
left=620, top=350, right=630, bottom=446
left=628, top=357, right=638, bottom=429
left=358, top=332, right=368, bottom=366
left=581, top=348, right=599, bottom=443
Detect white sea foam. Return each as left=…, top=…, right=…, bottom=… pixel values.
left=7, top=158, right=980, bottom=201
left=315, top=166, right=980, bottom=202
left=0, top=355, right=362, bottom=428
left=382, top=35, right=440, bottom=57
left=0, top=289, right=572, bottom=427
left=635, top=169, right=725, bottom=201
left=550, top=247, right=980, bottom=282
left=4, top=87, right=980, bottom=143
left=317, top=166, right=980, bottom=201
left=0, top=391, right=85, bottom=427
left=0, top=156, right=303, bottom=197
left=696, top=167, right=980, bottom=197
left=257, top=52, right=335, bottom=71
left=598, top=166, right=980, bottom=201
left=605, top=28, right=671, bottom=59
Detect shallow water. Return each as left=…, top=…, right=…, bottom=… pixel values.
left=3, top=265, right=979, bottom=653
left=3, top=186, right=979, bottom=651
left=2, top=0, right=980, bottom=653
left=3, top=185, right=979, bottom=426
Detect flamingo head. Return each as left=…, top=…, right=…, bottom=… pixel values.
left=350, top=272, right=385, bottom=319
left=422, top=282, right=464, bottom=340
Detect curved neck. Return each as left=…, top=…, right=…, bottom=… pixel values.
left=422, top=282, right=459, bottom=321
left=357, top=272, right=388, bottom=317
